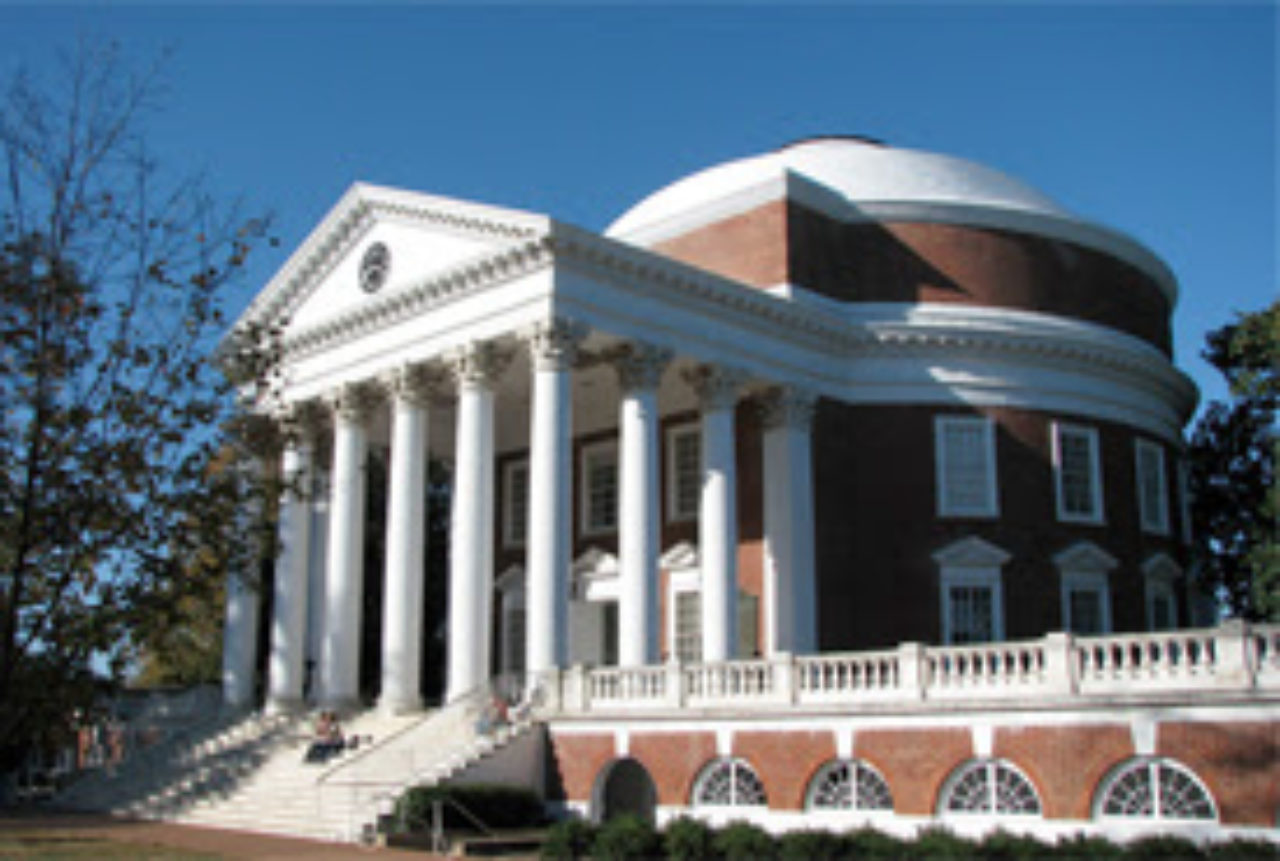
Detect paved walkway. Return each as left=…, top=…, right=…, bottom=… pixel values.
left=0, top=810, right=436, bottom=859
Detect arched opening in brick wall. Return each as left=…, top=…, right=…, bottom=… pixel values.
left=1093, top=757, right=1217, bottom=823
left=593, top=757, right=658, bottom=824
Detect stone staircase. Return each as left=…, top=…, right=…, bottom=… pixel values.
left=53, top=694, right=540, bottom=844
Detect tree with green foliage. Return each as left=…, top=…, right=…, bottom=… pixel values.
left=1187, top=298, right=1278, bottom=620
left=0, top=41, right=278, bottom=769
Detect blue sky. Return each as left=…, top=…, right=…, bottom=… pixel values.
left=0, top=3, right=1274, bottom=415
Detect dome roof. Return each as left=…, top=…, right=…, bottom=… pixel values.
left=605, top=137, right=1073, bottom=239
left=603, top=136, right=1175, bottom=302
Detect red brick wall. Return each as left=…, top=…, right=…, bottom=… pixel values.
left=549, top=734, right=615, bottom=803
left=855, top=728, right=972, bottom=815
left=733, top=730, right=837, bottom=810
left=995, top=725, right=1133, bottom=819
left=813, top=401, right=1188, bottom=650
left=649, top=201, right=1173, bottom=354
left=629, top=731, right=718, bottom=806
left=1159, top=721, right=1280, bottom=827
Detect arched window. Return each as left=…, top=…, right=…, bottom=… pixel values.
left=939, top=759, right=1042, bottom=816
left=805, top=759, right=893, bottom=812
left=1095, top=758, right=1217, bottom=822
left=691, top=757, right=767, bottom=808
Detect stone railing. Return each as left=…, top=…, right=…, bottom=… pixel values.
left=544, top=622, right=1278, bottom=716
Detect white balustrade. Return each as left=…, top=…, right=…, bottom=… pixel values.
left=796, top=651, right=900, bottom=701
left=558, top=624, right=1276, bottom=716
left=927, top=641, right=1046, bottom=696
left=1076, top=629, right=1218, bottom=693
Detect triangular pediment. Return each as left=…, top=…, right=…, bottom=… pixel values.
left=932, top=535, right=1010, bottom=568
left=236, top=183, right=550, bottom=337
left=1053, top=541, right=1119, bottom=573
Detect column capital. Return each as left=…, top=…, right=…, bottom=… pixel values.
left=382, top=361, right=449, bottom=407
left=683, top=364, right=750, bottom=411
left=327, top=382, right=380, bottom=423
left=525, top=317, right=589, bottom=372
left=450, top=341, right=514, bottom=387
left=608, top=342, right=673, bottom=392
left=758, top=385, right=817, bottom=431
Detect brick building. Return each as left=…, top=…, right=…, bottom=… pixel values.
left=217, top=138, right=1277, bottom=843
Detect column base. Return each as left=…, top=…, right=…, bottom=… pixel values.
left=377, top=696, right=424, bottom=715
left=265, top=696, right=308, bottom=716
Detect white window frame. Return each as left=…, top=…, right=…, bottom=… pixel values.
left=1143, top=554, right=1180, bottom=631
left=1135, top=438, right=1170, bottom=536
left=690, top=757, right=768, bottom=808
left=665, top=422, right=701, bottom=523
left=1052, top=422, right=1105, bottom=525
left=1053, top=542, right=1117, bottom=635
left=502, top=458, right=529, bottom=548
left=804, top=758, right=894, bottom=813
left=934, top=537, right=1010, bottom=645
left=938, top=758, right=1043, bottom=817
left=1177, top=459, right=1193, bottom=546
left=580, top=440, right=619, bottom=537
left=934, top=415, right=999, bottom=518
left=1094, top=757, right=1218, bottom=822
left=662, top=543, right=701, bottom=664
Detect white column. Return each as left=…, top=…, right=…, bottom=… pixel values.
left=305, top=468, right=330, bottom=702
left=266, top=432, right=314, bottom=713
left=320, top=384, right=375, bottom=710
left=760, top=387, right=818, bottom=655
left=614, top=344, right=671, bottom=667
left=222, top=570, right=260, bottom=710
left=379, top=365, right=439, bottom=713
left=525, top=319, right=585, bottom=680
left=685, top=365, right=747, bottom=663
left=447, top=343, right=508, bottom=703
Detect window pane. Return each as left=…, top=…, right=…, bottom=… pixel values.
left=675, top=591, right=702, bottom=663
left=1137, top=442, right=1168, bottom=533
left=672, top=430, right=700, bottom=520
left=1059, top=429, right=1098, bottom=518
left=950, top=585, right=994, bottom=644
left=1069, top=588, right=1103, bottom=634
left=586, top=448, right=618, bottom=532
left=507, top=463, right=528, bottom=545
left=940, top=420, right=995, bottom=515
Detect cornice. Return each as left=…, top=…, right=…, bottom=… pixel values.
left=262, top=216, right=1195, bottom=435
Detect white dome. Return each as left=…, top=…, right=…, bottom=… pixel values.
left=605, top=137, right=1073, bottom=240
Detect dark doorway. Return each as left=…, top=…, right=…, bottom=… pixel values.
left=600, top=757, right=657, bottom=824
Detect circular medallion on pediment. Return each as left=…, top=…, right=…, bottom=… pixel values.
left=359, top=242, right=391, bottom=293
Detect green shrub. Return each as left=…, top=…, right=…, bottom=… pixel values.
left=395, top=783, right=545, bottom=832
left=1206, top=838, right=1280, bottom=860
left=593, top=814, right=662, bottom=861
left=912, top=826, right=975, bottom=859
left=978, top=828, right=1050, bottom=860
left=664, top=817, right=719, bottom=861
left=1123, top=834, right=1207, bottom=860
left=778, top=828, right=844, bottom=861
left=713, top=821, right=777, bottom=861
left=540, top=819, right=598, bottom=860
left=1052, top=833, right=1123, bottom=858
left=842, top=826, right=906, bottom=859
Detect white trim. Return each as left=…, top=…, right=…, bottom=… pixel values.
left=1052, top=422, right=1105, bottom=525
left=934, top=415, right=999, bottom=518
left=502, top=458, right=529, bottom=548
left=1055, top=541, right=1117, bottom=635
left=1143, top=554, right=1181, bottom=632
left=665, top=422, right=701, bottom=524
left=1135, top=438, right=1171, bottom=536
left=938, top=758, right=1044, bottom=818
left=934, top=536, right=1008, bottom=645
left=1093, top=757, right=1218, bottom=823
left=579, top=439, right=619, bottom=537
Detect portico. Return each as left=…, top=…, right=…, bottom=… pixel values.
left=223, top=184, right=824, bottom=714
